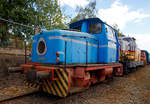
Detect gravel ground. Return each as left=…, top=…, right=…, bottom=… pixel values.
left=0, top=65, right=150, bottom=104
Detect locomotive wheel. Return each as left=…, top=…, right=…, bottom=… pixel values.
left=105, top=72, right=114, bottom=82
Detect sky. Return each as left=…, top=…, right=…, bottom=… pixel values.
left=59, top=0, right=150, bottom=52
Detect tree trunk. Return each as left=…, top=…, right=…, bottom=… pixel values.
left=0, top=21, right=8, bottom=47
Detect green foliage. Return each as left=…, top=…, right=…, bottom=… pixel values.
left=0, top=0, right=66, bottom=47
left=112, top=24, right=125, bottom=37
left=0, top=0, right=36, bottom=47
left=70, top=0, right=97, bottom=23
left=117, top=32, right=125, bottom=37
left=36, top=0, right=66, bottom=30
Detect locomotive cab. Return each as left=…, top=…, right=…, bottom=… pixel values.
left=70, top=18, right=119, bottom=63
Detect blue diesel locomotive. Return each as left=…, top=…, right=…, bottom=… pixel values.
left=31, top=18, right=119, bottom=64
left=15, top=18, right=126, bottom=97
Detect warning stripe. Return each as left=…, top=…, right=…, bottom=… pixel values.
left=58, top=69, right=68, bottom=84
left=50, top=80, right=59, bottom=96
left=55, top=70, right=68, bottom=90
left=46, top=79, right=57, bottom=95
left=24, top=80, right=40, bottom=89
left=60, top=69, right=68, bottom=81
left=53, top=81, right=62, bottom=96
left=24, top=68, right=69, bottom=97
left=42, top=69, right=69, bottom=97
left=44, top=80, right=53, bottom=93
left=43, top=80, right=51, bottom=94
left=55, top=69, right=68, bottom=93
left=55, top=80, right=66, bottom=96
left=32, top=84, right=36, bottom=88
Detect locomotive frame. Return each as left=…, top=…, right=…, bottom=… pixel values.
left=23, top=62, right=123, bottom=97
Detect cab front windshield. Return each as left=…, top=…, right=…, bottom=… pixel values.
left=89, top=22, right=102, bottom=34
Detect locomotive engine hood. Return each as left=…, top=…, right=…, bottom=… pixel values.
left=30, top=29, right=97, bottom=64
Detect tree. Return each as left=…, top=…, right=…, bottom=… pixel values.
left=70, top=0, right=97, bottom=23
left=0, top=0, right=36, bottom=47
left=0, top=0, right=67, bottom=47
left=36, top=0, right=66, bottom=30
left=112, top=24, right=125, bottom=37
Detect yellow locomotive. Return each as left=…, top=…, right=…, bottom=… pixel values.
left=119, top=37, right=144, bottom=74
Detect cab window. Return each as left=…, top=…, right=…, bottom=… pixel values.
left=73, top=25, right=81, bottom=32
left=89, top=23, right=102, bottom=34
left=105, top=25, right=116, bottom=42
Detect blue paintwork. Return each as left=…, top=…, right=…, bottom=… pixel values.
left=31, top=30, right=98, bottom=64
left=142, top=50, right=149, bottom=63
left=31, top=18, right=119, bottom=64
left=115, top=31, right=120, bottom=63
left=70, top=18, right=119, bottom=63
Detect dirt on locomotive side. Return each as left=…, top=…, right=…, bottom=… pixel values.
left=0, top=65, right=150, bottom=104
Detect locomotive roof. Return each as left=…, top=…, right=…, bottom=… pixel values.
left=69, top=18, right=116, bottom=31
left=69, top=18, right=103, bottom=28
left=119, top=37, right=136, bottom=42
left=33, top=29, right=98, bottom=40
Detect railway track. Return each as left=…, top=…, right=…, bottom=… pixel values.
left=0, top=86, right=39, bottom=103
left=0, top=66, right=148, bottom=104
left=0, top=85, right=67, bottom=104
left=0, top=85, right=85, bottom=104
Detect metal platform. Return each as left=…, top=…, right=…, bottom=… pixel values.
left=36, top=63, right=121, bottom=68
